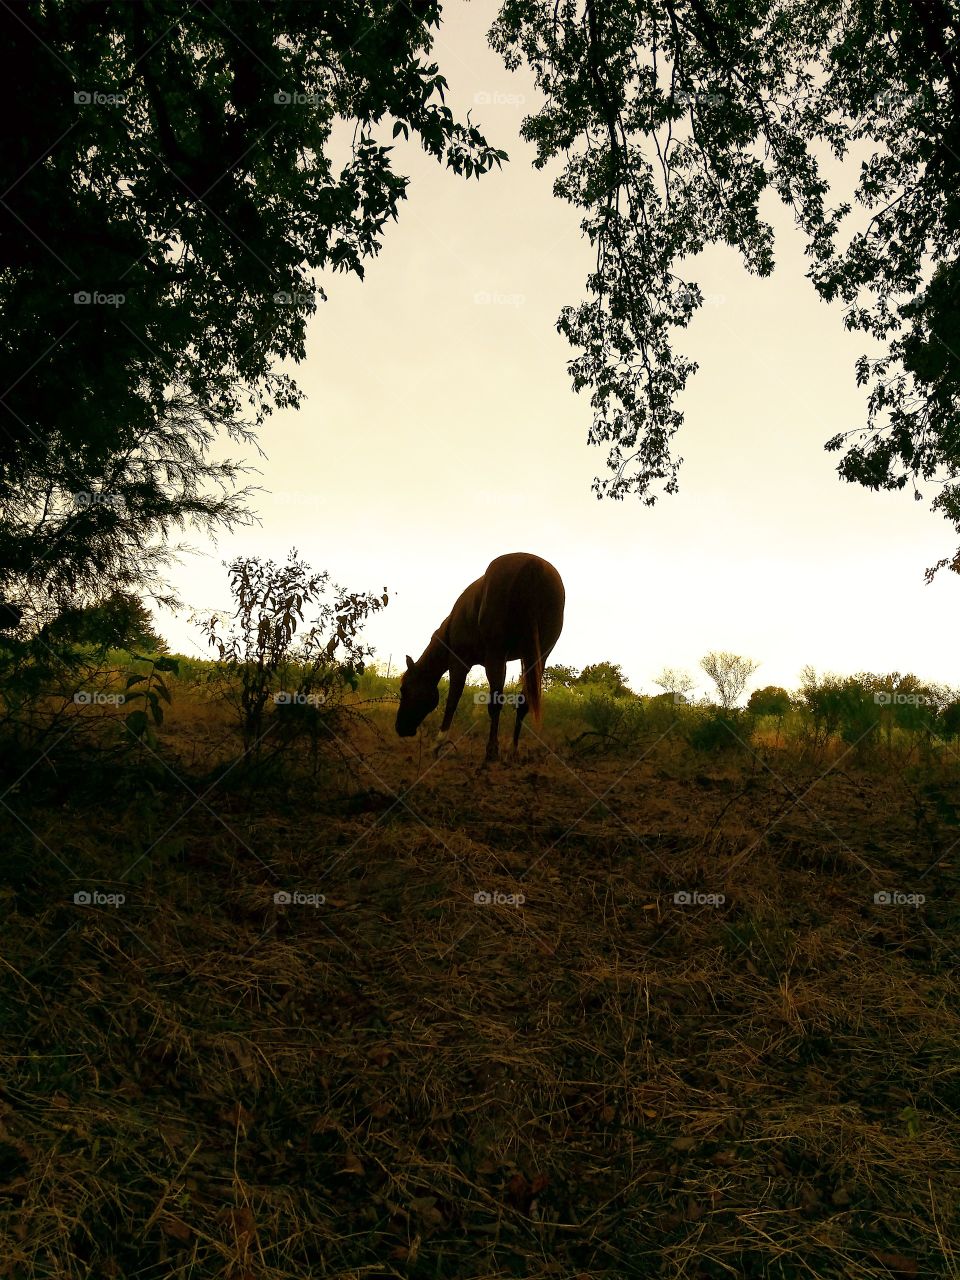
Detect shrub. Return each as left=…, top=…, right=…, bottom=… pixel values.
left=748, top=686, right=792, bottom=717
left=686, top=707, right=754, bottom=754
left=199, top=549, right=387, bottom=759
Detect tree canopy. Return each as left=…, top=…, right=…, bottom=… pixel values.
left=492, top=0, right=960, bottom=577
left=0, top=0, right=504, bottom=620
left=5, top=0, right=960, bottom=622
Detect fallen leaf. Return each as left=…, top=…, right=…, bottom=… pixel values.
left=219, top=1103, right=253, bottom=1131
left=870, top=1251, right=919, bottom=1277
left=342, top=1151, right=364, bottom=1175
left=711, top=1148, right=737, bottom=1166
left=160, top=1217, right=191, bottom=1243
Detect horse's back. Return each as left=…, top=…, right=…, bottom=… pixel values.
left=478, top=552, right=564, bottom=654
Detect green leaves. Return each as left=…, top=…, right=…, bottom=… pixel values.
left=124, top=709, right=149, bottom=739
left=123, top=653, right=176, bottom=743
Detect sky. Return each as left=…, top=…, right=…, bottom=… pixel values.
left=156, top=1, right=957, bottom=698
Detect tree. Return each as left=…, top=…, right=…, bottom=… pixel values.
left=748, top=686, right=792, bottom=717
left=490, top=2, right=960, bottom=577
left=544, top=663, right=580, bottom=688
left=41, top=591, right=168, bottom=654
left=653, top=667, right=696, bottom=702
left=940, top=699, right=960, bottom=742
left=0, top=2, right=504, bottom=614
left=200, top=549, right=388, bottom=750
left=700, top=651, right=759, bottom=708
left=578, top=661, right=632, bottom=696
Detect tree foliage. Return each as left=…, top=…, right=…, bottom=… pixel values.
left=491, top=0, right=960, bottom=575
left=41, top=590, right=168, bottom=654
left=700, top=650, right=759, bottom=707
left=200, top=549, right=388, bottom=750
left=0, top=1, right=504, bottom=613
left=578, top=660, right=633, bottom=696
left=747, top=685, right=792, bottom=717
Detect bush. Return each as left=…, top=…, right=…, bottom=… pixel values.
left=748, top=686, right=792, bottom=717
left=686, top=707, right=754, bottom=754
left=199, top=549, right=388, bottom=761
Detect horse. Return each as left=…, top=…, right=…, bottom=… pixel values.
left=395, top=552, right=565, bottom=762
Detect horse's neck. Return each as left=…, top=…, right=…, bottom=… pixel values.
left=417, top=620, right=452, bottom=679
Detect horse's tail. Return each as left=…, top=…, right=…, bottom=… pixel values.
left=521, top=616, right=544, bottom=726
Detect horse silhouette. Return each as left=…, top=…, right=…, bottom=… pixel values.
left=396, top=552, right=565, bottom=762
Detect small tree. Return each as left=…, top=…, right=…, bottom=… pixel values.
left=748, top=686, right=792, bottom=717
left=700, top=652, right=760, bottom=709
left=41, top=591, right=168, bottom=653
left=653, top=667, right=696, bottom=703
left=200, top=550, right=387, bottom=755
left=544, top=663, right=580, bottom=689
left=748, top=685, right=792, bottom=749
left=578, top=661, right=632, bottom=697
left=939, top=699, right=960, bottom=743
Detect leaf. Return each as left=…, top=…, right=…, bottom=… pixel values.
left=342, top=1151, right=364, bottom=1175
left=219, top=1103, right=253, bottom=1131
left=160, top=1217, right=191, bottom=1243
left=125, top=673, right=148, bottom=689
left=154, top=656, right=179, bottom=673
left=125, top=709, right=148, bottom=737
left=869, top=1251, right=919, bottom=1277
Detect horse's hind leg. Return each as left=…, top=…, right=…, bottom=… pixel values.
left=512, top=695, right=529, bottom=758
left=483, top=659, right=506, bottom=762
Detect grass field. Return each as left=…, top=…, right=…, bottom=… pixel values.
left=0, top=664, right=958, bottom=1278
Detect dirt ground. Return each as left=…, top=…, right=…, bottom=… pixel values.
left=0, top=702, right=957, bottom=1278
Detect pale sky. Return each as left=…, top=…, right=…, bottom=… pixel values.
left=157, top=2, right=957, bottom=698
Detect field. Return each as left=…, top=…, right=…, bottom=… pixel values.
left=0, top=667, right=958, bottom=1279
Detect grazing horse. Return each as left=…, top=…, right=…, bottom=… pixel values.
left=396, top=552, right=565, bottom=762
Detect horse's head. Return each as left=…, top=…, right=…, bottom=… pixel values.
left=395, top=655, right=440, bottom=737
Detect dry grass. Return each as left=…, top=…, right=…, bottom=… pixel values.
left=0, top=686, right=958, bottom=1278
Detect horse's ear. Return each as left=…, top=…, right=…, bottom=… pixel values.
left=405, top=655, right=415, bottom=672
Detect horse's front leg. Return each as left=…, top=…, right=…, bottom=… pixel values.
left=434, top=663, right=468, bottom=756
